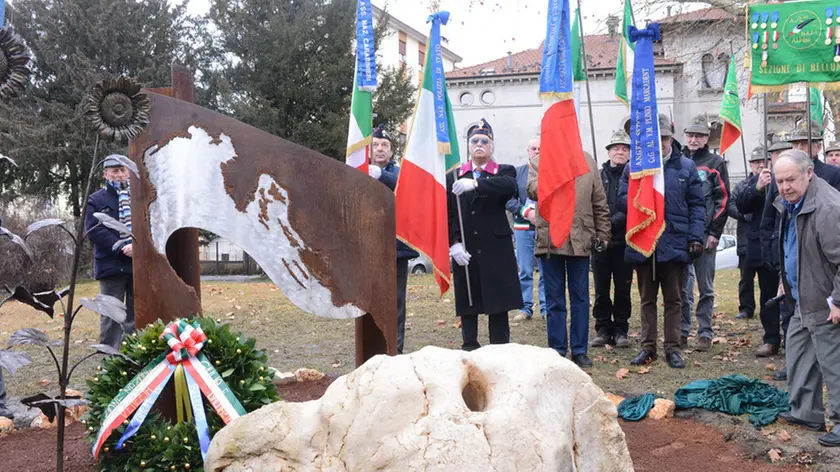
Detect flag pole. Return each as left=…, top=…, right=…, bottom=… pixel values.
left=762, top=93, right=769, bottom=167
left=729, top=41, right=749, bottom=177
left=455, top=195, right=474, bottom=307
left=807, top=89, right=814, bottom=156
left=576, top=0, right=598, bottom=163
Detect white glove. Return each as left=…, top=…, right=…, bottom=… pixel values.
left=450, top=243, right=471, bottom=267
left=452, top=178, right=478, bottom=196
left=368, top=165, right=382, bottom=180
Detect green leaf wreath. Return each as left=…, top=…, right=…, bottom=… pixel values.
left=84, top=317, right=280, bottom=471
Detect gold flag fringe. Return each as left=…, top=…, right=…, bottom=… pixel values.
left=346, top=136, right=372, bottom=157
left=624, top=176, right=665, bottom=258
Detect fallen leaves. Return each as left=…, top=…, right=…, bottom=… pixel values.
left=777, top=430, right=792, bottom=443
left=712, top=337, right=728, bottom=345
left=616, top=368, right=629, bottom=380
left=637, top=366, right=651, bottom=374
left=435, top=320, right=446, bottom=327
left=765, top=363, right=777, bottom=371
left=767, top=448, right=782, bottom=463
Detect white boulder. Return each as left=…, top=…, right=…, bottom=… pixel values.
left=206, top=344, right=634, bottom=472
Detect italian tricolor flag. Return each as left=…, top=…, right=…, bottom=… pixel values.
left=346, top=65, right=372, bottom=173
left=395, top=54, right=460, bottom=297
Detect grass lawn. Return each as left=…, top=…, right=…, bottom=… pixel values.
left=0, top=268, right=783, bottom=400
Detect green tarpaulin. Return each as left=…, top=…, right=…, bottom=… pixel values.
left=747, top=0, right=840, bottom=92
left=674, top=374, right=790, bottom=427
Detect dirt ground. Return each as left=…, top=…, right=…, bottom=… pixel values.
left=0, top=377, right=834, bottom=471
left=1, top=271, right=839, bottom=470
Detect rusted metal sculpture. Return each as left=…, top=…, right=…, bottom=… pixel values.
left=130, top=65, right=396, bottom=365
left=0, top=27, right=31, bottom=102
left=84, top=75, right=151, bottom=143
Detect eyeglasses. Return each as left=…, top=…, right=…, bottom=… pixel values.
left=470, top=137, right=490, bottom=145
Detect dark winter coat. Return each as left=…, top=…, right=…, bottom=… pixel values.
left=447, top=160, right=523, bottom=316
left=505, top=164, right=535, bottom=231
left=378, top=161, right=420, bottom=261
left=729, top=175, right=763, bottom=268
left=683, top=146, right=730, bottom=240
left=618, top=152, right=705, bottom=264
left=85, top=184, right=133, bottom=280
left=737, top=158, right=840, bottom=270
left=600, top=161, right=628, bottom=246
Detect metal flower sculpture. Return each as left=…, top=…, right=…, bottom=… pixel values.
left=0, top=27, right=32, bottom=102
left=84, top=75, right=151, bottom=142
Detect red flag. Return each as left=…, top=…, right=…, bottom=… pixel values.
left=537, top=100, right=590, bottom=248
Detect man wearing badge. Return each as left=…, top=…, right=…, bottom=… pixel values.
left=447, top=119, right=522, bottom=351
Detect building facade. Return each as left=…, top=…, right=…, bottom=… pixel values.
left=446, top=8, right=830, bottom=180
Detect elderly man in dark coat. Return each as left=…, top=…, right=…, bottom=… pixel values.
left=447, top=118, right=523, bottom=351
left=85, top=155, right=135, bottom=349
left=772, top=149, right=840, bottom=448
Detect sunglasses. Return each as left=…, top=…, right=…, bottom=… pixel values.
left=470, top=137, right=490, bottom=145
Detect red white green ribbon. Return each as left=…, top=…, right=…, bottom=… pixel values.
left=93, top=319, right=246, bottom=460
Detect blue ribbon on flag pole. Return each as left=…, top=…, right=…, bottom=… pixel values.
left=427, top=11, right=451, bottom=152
left=0, top=0, right=5, bottom=26
left=628, top=23, right=662, bottom=177
left=355, top=0, right=377, bottom=91
left=539, top=0, right=573, bottom=98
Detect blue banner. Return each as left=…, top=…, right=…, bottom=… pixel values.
left=539, top=0, right=573, bottom=99
left=427, top=11, right=451, bottom=153
left=628, top=24, right=662, bottom=177
left=355, top=0, right=377, bottom=91
left=1, top=0, right=5, bottom=26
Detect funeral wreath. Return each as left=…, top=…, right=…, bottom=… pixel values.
left=84, top=316, right=279, bottom=471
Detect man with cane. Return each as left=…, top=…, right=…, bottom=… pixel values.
left=447, top=119, right=522, bottom=351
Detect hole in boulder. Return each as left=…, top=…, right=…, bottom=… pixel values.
left=461, top=362, right=489, bottom=412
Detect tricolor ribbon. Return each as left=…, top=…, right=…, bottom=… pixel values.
left=426, top=11, right=452, bottom=154
left=92, top=320, right=246, bottom=462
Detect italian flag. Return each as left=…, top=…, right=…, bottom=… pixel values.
left=346, top=65, right=372, bottom=173
left=718, top=55, right=742, bottom=155
left=615, top=0, right=635, bottom=107
left=395, top=54, right=460, bottom=297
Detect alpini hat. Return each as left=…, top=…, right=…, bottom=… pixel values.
left=786, top=120, right=823, bottom=142
left=749, top=146, right=766, bottom=162
left=825, top=141, right=840, bottom=153
left=606, top=130, right=631, bottom=150
left=684, top=115, right=711, bottom=135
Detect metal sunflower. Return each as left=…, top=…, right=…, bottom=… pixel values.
left=83, top=75, right=151, bottom=142
left=0, top=27, right=32, bottom=103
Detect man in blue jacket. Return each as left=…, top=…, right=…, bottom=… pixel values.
left=619, top=114, right=706, bottom=369
left=507, top=138, right=545, bottom=321
left=368, top=124, right=419, bottom=354
left=85, top=155, right=135, bottom=349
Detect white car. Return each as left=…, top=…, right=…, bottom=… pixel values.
left=715, top=234, right=738, bottom=270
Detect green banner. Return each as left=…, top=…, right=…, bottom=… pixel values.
left=747, top=1, right=840, bottom=92
left=810, top=87, right=825, bottom=124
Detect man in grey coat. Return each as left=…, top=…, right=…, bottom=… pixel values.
left=773, top=149, right=840, bottom=447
